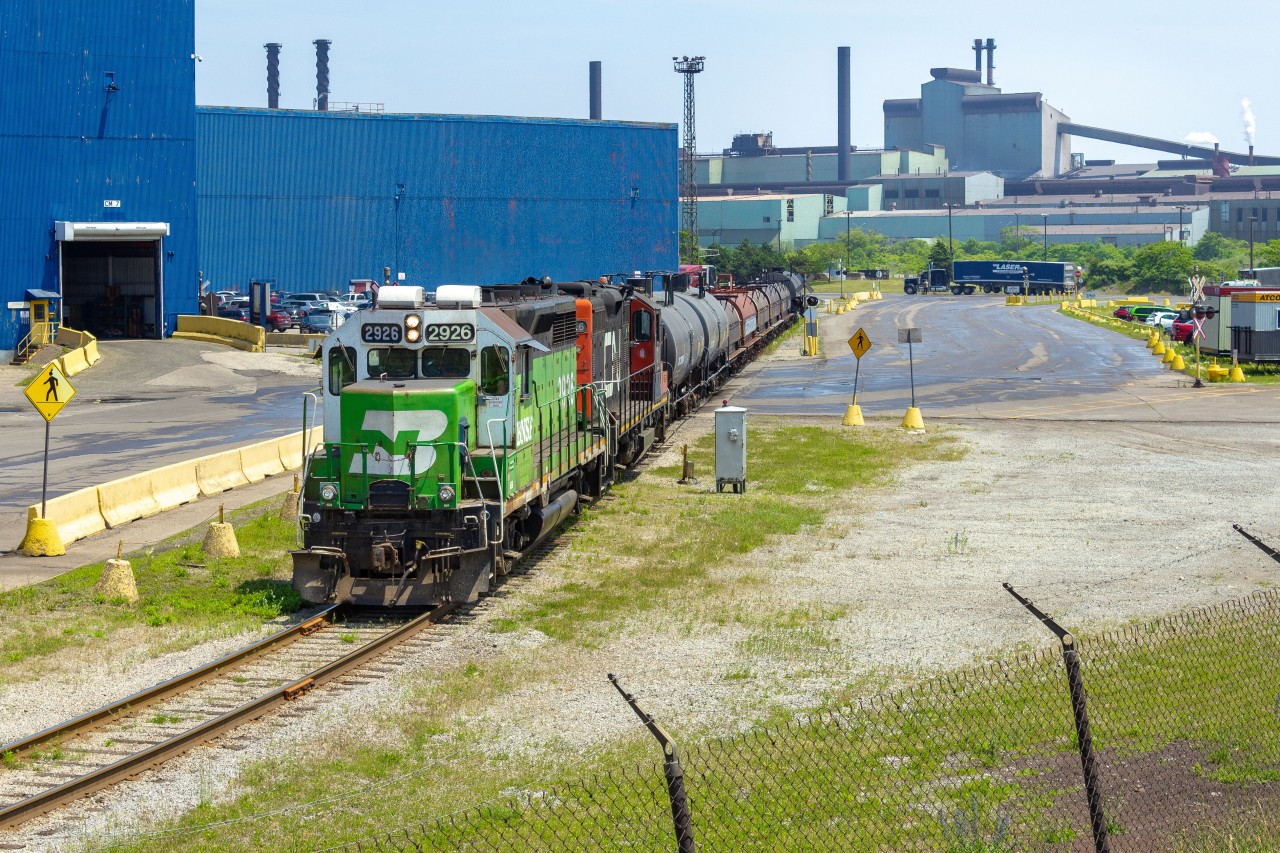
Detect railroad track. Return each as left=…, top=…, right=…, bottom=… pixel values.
left=0, top=603, right=454, bottom=830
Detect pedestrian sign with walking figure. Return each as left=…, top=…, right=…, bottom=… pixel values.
left=25, top=362, right=76, bottom=422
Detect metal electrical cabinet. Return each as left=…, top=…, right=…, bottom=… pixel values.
left=715, top=406, right=747, bottom=493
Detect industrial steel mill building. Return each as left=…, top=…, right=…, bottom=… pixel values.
left=0, top=1, right=678, bottom=359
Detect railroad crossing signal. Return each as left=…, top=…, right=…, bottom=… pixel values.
left=24, top=362, right=75, bottom=423
left=848, top=327, right=872, bottom=360
left=1193, top=316, right=1206, bottom=341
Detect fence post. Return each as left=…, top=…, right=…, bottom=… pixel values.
left=1003, top=583, right=1110, bottom=853
left=609, top=673, right=696, bottom=853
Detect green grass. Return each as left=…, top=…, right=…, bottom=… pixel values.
left=810, top=277, right=907, bottom=295
left=0, top=503, right=302, bottom=681
left=94, top=421, right=963, bottom=852
left=1059, top=305, right=1280, bottom=383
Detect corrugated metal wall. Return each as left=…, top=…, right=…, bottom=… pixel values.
left=197, top=108, right=678, bottom=292
left=0, top=0, right=199, bottom=350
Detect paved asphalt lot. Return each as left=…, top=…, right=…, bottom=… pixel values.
left=738, top=294, right=1280, bottom=423
left=0, top=340, right=320, bottom=557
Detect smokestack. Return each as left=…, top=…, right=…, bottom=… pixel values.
left=589, top=61, right=602, bottom=120
left=313, top=39, right=331, bottom=111
left=1250, top=145, right=1256, bottom=166
left=973, top=39, right=983, bottom=75
left=265, top=43, right=281, bottom=109
left=984, top=38, right=996, bottom=86
left=837, top=46, right=851, bottom=183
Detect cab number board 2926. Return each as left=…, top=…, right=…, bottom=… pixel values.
left=361, top=323, right=403, bottom=344
left=424, top=323, right=476, bottom=343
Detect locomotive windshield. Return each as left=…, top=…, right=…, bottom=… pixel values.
left=367, top=347, right=418, bottom=379
left=421, top=347, right=470, bottom=379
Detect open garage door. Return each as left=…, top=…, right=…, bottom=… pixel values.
left=55, top=222, right=168, bottom=340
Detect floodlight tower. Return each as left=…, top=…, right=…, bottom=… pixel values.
left=673, top=55, right=705, bottom=246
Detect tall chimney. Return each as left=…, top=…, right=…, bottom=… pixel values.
left=973, top=38, right=983, bottom=75
left=984, top=38, right=996, bottom=86
left=265, top=43, right=281, bottom=109
left=1250, top=145, right=1256, bottom=166
left=313, top=39, right=331, bottom=111
left=589, top=61, right=602, bottom=120
left=837, top=46, right=851, bottom=183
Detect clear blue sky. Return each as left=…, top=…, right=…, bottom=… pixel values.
left=195, top=0, right=1277, bottom=164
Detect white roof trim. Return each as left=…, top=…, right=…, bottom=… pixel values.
left=54, top=221, right=170, bottom=242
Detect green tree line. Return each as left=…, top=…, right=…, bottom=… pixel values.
left=685, top=228, right=1280, bottom=293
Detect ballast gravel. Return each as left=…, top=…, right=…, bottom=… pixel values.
left=5, top=413, right=1280, bottom=851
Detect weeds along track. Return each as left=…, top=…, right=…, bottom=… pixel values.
left=0, top=604, right=454, bottom=829
left=0, top=393, right=699, bottom=834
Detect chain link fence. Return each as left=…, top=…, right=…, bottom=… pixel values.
left=331, top=588, right=1280, bottom=852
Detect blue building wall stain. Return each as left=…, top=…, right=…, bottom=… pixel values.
left=0, top=0, right=199, bottom=350
left=196, top=108, right=677, bottom=293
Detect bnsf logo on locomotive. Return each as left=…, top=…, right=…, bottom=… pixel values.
left=424, top=323, right=476, bottom=343
left=360, top=323, right=403, bottom=344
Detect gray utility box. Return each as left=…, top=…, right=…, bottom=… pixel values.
left=715, top=405, right=747, bottom=493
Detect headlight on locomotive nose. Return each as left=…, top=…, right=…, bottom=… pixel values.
left=438, top=484, right=456, bottom=504
left=319, top=483, right=338, bottom=502
left=405, top=314, right=422, bottom=342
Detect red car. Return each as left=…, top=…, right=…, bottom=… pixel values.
left=1113, top=306, right=1134, bottom=321
left=218, top=305, right=291, bottom=332
left=1171, top=320, right=1195, bottom=344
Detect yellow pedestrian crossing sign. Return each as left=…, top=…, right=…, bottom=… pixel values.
left=848, top=327, right=872, bottom=360
left=24, top=362, right=75, bottom=422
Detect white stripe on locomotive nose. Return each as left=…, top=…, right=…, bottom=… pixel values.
left=348, top=447, right=437, bottom=476
left=359, top=410, right=449, bottom=443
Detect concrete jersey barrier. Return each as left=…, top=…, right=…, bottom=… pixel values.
left=31, top=490, right=107, bottom=544
left=240, top=438, right=286, bottom=482
left=174, top=315, right=265, bottom=352
left=98, top=471, right=164, bottom=528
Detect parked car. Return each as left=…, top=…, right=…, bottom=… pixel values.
left=217, top=305, right=250, bottom=322
left=1171, top=320, right=1196, bottom=344
left=1113, top=306, right=1134, bottom=321
left=1128, top=305, right=1165, bottom=323
left=1144, top=310, right=1179, bottom=328
left=301, top=309, right=344, bottom=334
left=217, top=305, right=291, bottom=332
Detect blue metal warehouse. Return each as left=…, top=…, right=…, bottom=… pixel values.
left=196, top=108, right=676, bottom=293
left=0, top=1, right=677, bottom=359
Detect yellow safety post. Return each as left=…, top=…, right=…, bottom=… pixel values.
left=1229, top=352, right=1246, bottom=382
left=1207, top=365, right=1229, bottom=381
left=1170, top=353, right=1186, bottom=371
left=280, top=475, right=300, bottom=521
left=901, top=407, right=924, bottom=429
left=19, top=512, right=65, bottom=557
left=94, top=541, right=139, bottom=602
left=842, top=404, right=864, bottom=426
left=1146, top=331, right=1158, bottom=348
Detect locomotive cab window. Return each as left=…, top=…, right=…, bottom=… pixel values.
left=632, top=310, right=652, bottom=342
left=479, top=345, right=510, bottom=395
left=420, top=347, right=470, bottom=379
left=367, top=347, right=417, bottom=379
left=328, top=346, right=357, bottom=395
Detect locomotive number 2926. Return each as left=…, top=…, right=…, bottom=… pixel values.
left=424, top=323, right=475, bottom=343
left=361, top=323, right=403, bottom=344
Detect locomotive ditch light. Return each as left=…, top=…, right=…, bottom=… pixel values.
left=320, top=483, right=338, bottom=501
left=438, top=484, right=456, bottom=504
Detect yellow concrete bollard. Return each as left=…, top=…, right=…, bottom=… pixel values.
left=203, top=505, right=240, bottom=558
left=1170, top=353, right=1186, bottom=371
left=1229, top=365, right=1246, bottom=382
left=1163, top=298, right=1171, bottom=306
left=19, top=514, right=65, bottom=557
left=841, top=404, right=864, bottom=426
left=95, top=541, right=139, bottom=602
left=280, top=475, right=301, bottom=521
left=901, top=407, right=924, bottom=430
left=1206, top=365, right=1229, bottom=381
left=1146, top=332, right=1157, bottom=349
left=1162, top=345, right=1176, bottom=364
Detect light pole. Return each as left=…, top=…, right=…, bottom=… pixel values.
left=945, top=203, right=955, bottom=260
left=1249, top=216, right=1258, bottom=272
left=1014, top=212, right=1021, bottom=254
left=1041, top=213, right=1049, bottom=261
left=1175, top=205, right=1189, bottom=246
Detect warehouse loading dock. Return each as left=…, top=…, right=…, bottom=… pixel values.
left=54, top=222, right=168, bottom=340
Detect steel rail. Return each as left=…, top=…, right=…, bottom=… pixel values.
left=0, top=604, right=340, bottom=761
left=0, top=602, right=454, bottom=829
